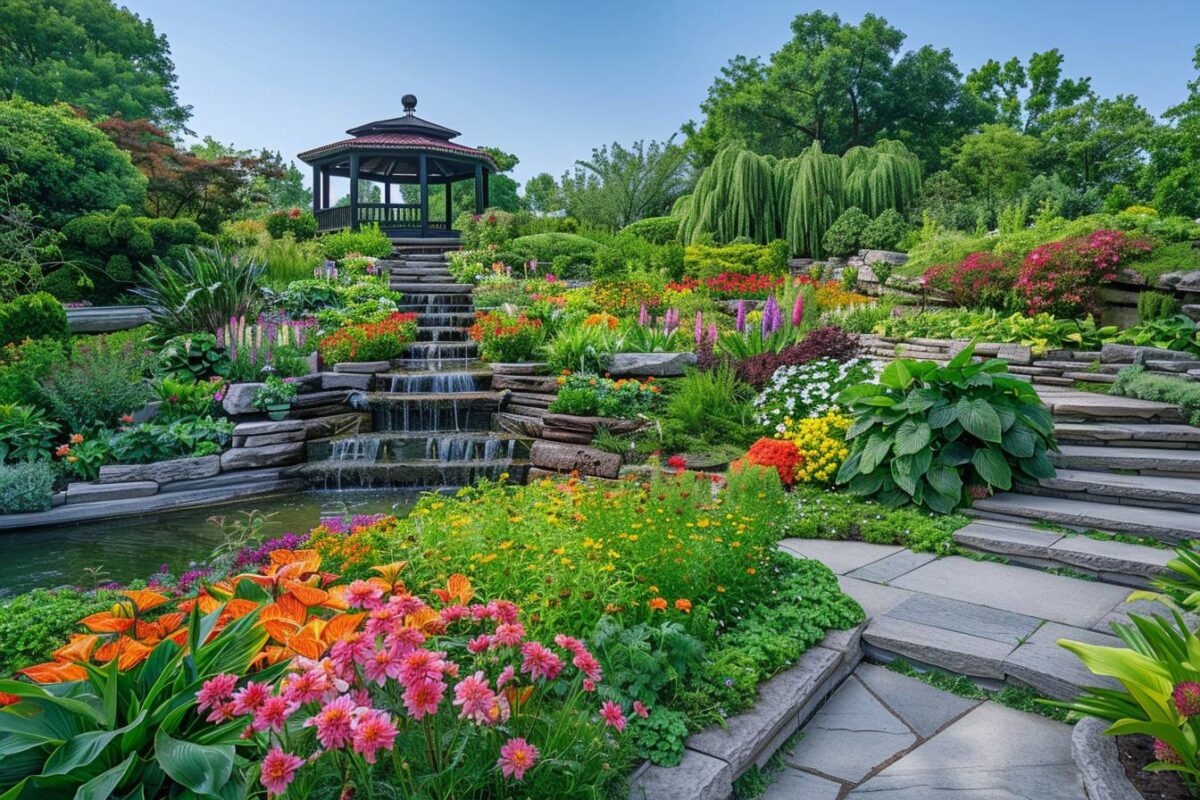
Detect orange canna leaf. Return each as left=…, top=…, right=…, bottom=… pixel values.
left=121, top=589, right=170, bottom=613
left=322, top=613, right=364, bottom=643
left=115, top=640, right=152, bottom=670
left=286, top=583, right=330, bottom=608
left=273, top=593, right=308, bottom=623
left=263, top=618, right=301, bottom=645
left=285, top=635, right=325, bottom=660
left=53, top=634, right=99, bottom=663
left=371, top=561, right=408, bottom=590
left=504, top=685, right=534, bottom=708
left=221, top=599, right=260, bottom=621
left=78, top=612, right=135, bottom=634
left=156, top=612, right=185, bottom=634
left=405, top=608, right=443, bottom=634
left=19, top=661, right=88, bottom=684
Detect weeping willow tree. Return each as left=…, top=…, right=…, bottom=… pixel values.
left=678, top=148, right=778, bottom=245
left=679, top=140, right=920, bottom=257
left=842, top=140, right=922, bottom=218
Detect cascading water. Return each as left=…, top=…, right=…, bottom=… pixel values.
left=302, top=249, right=531, bottom=490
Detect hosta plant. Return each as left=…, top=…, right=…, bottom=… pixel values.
left=836, top=344, right=1057, bottom=513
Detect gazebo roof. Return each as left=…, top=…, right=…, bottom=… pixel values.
left=298, top=94, right=496, bottom=171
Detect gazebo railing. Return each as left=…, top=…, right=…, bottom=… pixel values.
left=315, top=203, right=450, bottom=234
left=316, top=206, right=353, bottom=233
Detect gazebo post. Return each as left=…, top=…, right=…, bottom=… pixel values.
left=444, top=179, right=453, bottom=228
left=474, top=164, right=484, bottom=214
left=311, top=164, right=320, bottom=216
left=419, top=154, right=429, bottom=237
left=483, top=168, right=490, bottom=208
left=349, top=153, right=361, bottom=231
left=321, top=169, right=330, bottom=214
left=384, top=180, right=391, bottom=206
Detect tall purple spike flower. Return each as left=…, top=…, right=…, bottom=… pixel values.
left=735, top=300, right=747, bottom=333
left=763, top=295, right=780, bottom=338
left=694, top=311, right=703, bottom=344
left=707, top=323, right=718, bottom=345
left=638, top=303, right=650, bottom=328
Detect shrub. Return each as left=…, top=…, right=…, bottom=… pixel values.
left=754, top=357, right=877, bottom=428
left=504, top=233, right=601, bottom=275
left=540, top=324, right=618, bottom=374
left=622, top=216, right=680, bottom=244
left=318, top=312, right=418, bottom=363
left=837, top=346, right=1057, bottom=513
left=468, top=311, right=545, bottom=362
left=218, top=218, right=268, bottom=249
left=875, top=309, right=1118, bottom=355
left=106, top=417, right=233, bottom=463
left=39, top=335, right=154, bottom=431
left=1112, top=366, right=1200, bottom=427
left=683, top=241, right=789, bottom=278
left=651, top=365, right=756, bottom=452
left=703, top=272, right=785, bottom=300
left=860, top=209, right=910, bottom=251
left=0, top=588, right=121, bottom=676
left=264, top=207, right=317, bottom=240
left=548, top=373, right=658, bottom=418
left=1015, top=229, right=1153, bottom=317
left=821, top=207, right=871, bottom=258
left=734, top=326, right=861, bottom=389
left=0, top=461, right=55, bottom=513
left=0, top=403, right=59, bottom=462
left=134, top=246, right=265, bottom=339
left=0, top=336, right=67, bottom=406
left=0, top=292, right=69, bottom=347
left=735, top=438, right=802, bottom=486
left=1138, top=291, right=1181, bottom=323
left=456, top=208, right=524, bottom=249
left=155, top=332, right=230, bottom=380
left=318, top=222, right=393, bottom=259
left=921, top=252, right=1019, bottom=310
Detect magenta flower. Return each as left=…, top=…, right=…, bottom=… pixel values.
left=694, top=311, right=703, bottom=344
left=791, top=292, right=804, bottom=326
left=231, top=681, right=271, bottom=715
left=600, top=700, right=627, bottom=732
left=1174, top=681, right=1200, bottom=717
left=303, top=694, right=359, bottom=750
left=497, top=737, right=540, bottom=781
left=633, top=700, right=650, bottom=719
left=402, top=678, right=446, bottom=720
left=453, top=671, right=497, bottom=723
left=252, top=695, right=298, bottom=733
left=520, top=641, right=565, bottom=682
left=497, top=664, right=516, bottom=689
left=364, top=647, right=404, bottom=687
left=196, top=674, right=238, bottom=713
left=260, top=747, right=304, bottom=798
left=350, top=708, right=398, bottom=763
left=492, top=622, right=526, bottom=648
left=735, top=299, right=747, bottom=333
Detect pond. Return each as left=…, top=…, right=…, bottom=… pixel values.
left=0, top=490, right=421, bottom=598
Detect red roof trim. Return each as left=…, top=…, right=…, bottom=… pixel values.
left=298, top=134, right=496, bottom=169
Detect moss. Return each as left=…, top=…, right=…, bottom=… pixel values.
left=1124, top=240, right=1200, bottom=282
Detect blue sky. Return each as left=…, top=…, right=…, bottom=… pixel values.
left=125, top=0, right=1200, bottom=192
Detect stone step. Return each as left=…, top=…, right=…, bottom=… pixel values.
left=307, top=432, right=533, bottom=463
left=416, top=311, right=476, bottom=326
left=1041, top=393, right=1182, bottom=423
left=390, top=282, right=473, bottom=294
left=388, top=272, right=456, bottom=282
left=415, top=326, right=468, bottom=342
left=1053, top=422, right=1200, bottom=449
left=1050, top=444, right=1200, bottom=475
left=404, top=341, right=478, bottom=360
left=967, top=492, right=1200, bottom=544
left=952, top=519, right=1176, bottom=588
left=1018, top=468, right=1200, bottom=511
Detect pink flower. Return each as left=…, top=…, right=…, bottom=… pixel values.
left=304, top=694, right=358, bottom=750
left=497, top=737, right=540, bottom=781
left=260, top=747, right=304, bottom=798
left=196, top=673, right=238, bottom=713
left=385, top=626, right=426, bottom=656
left=402, top=678, right=446, bottom=721
left=400, top=649, right=447, bottom=686
left=345, top=579, right=384, bottom=610
left=633, top=701, right=650, bottom=719
left=253, top=696, right=298, bottom=733
left=582, top=678, right=597, bottom=692
left=440, top=604, right=470, bottom=624
left=281, top=669, right=330, bottom=705
left=489, top=600, right=520, bottom=623
left=600, top=700, right=627, bottom=732
left=205, top=701, right=236, bottom=723
left=497, top=664, right=516, bottom=689
left=554, top=634, right=586, bottom=656
left=791, top=292, right=804, bottom=326
left=364, top=647, right=404, bottom=687
left=492, top=622, right=525, bottom=647
left=351, top=709, right=398, bottom=764
left=453, top=671, right=496, bottom=723
left=467, top=634, right=492, bottom=653
left=520, top=641, right=564, bottom=682
left=1175, top=681, right=1200, bottom=718
left=231, top=681, right=271, bottom=715
left=573, top=649, right=603, bottom=682
left=330, top=633, right=374, bottom=672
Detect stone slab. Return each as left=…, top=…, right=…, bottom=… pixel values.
left=1048, top=535, right=1175, bottom=579
left=1004, top=621, right=1121, bottom=701
left=608, top=351, right=697, bottom=377
left=846, top=550, right=936, bottom=584
left=1092, top=597, right=1200, bottom=634
left=157, top=468, right=286, bottom=494
left=529, top=440, right=621, bottom=479
left=849, top=702, right=1083, bottom=799
left=232, top=419, right=305, bottom=436
left=855, top=663, right=979, bottom=739
left=96, top=455, right=221, bottom=485
left=885, top=593, right=1042, bottom=646
left=761, top=769, right=842, bottom=800
left=786, top=677, right=915, bottom=783
left=972, top=493, right=1200, bottom=543
left=836, top=576, right=914, bottom=620
left=320, top=372, right=372, bottom=390
left=302, top=413, right=370, bottom=440
left=233, top=429, right=307, bottom=448
left=1053, top=445, right=1200, bottom=473
left=219, top=442, right=304, bottom=471
left=863, top=616, right=1014, bottom=679
left=1072, top=717, right=1142, bottom=800
left=627, top=748, right=731, bottom=800
left=888, top=555, right=1134, bottom=628
left=1041, top=468, right=1200, bottom=506
left=953, top=520, right=1062, bottom=558
left=221, top=382, right=264, bottom=416
left=778, top=539, right=904, bottom=576
left=66, top=480, right=159, bottom=504
left=334, top=360, right=391, bottom=373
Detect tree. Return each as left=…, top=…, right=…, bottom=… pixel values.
left=0, top=98, right=145, bottom=227
left=682, top=12, right=983, bottom=170
left=1038, top=94, right=1156, bottom=194
left=965, top=49, right=1091, bottom=134
left=189, top=138, right=309, bottom=212
left=0, top=166, right=63, bottom=301
left=561, top=138, right=691, bottom=228
left=97, top=118, right=274, bottom=231
left=399, top=146, right=523, bottom=216
left=0, top=0, right=190, bottom=130
left=1145, top=45, right=1200, bottom=217
left=949, top=124, right=1040, bottom=210
left=334, top=181, right=381, bottom=207
left=523, top=172, right=564, bottom=214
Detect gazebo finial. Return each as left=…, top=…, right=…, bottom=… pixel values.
left=402, top=94, right=417, bottom=115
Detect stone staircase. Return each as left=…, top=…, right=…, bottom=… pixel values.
left=297, top=248, right=532, bottom=489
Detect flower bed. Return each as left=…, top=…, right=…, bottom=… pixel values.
left=317, top=312, right=418, bottom=364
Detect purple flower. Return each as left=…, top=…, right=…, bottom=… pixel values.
left=791, top=293, right=805, bottom=327
left=694, top=311, right=703, bottom=344
left=638, top=303, right=650, bottom=328
left=735, top=300, right=746, bottom=333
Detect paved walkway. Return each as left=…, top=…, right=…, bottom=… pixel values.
left=764, top=663, right=1084, bottom=798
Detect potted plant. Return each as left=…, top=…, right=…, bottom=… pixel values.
left=252, top=374, right=298, bottom=420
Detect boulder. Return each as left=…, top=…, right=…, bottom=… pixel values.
left=490, top=374, right=559, bottom=393
left=320, top=372, right=372, bottom=391
left=861, top=250, right=909, bottom=265
left=232, top=419, right=305, bottom=437
left=302, top=413, right=370, bottom=440
left=1111, top=268, right=1147, bottom=287
left=530, top=440, right=622, bottom=479
left=1183, top=304, right=1200, bottom=322
left=66, top=480, right=159, bottom=504
left=1101, top=343, right=1197, bottom=363
left=234, top=430, right=307, bottom=448
left=96, top=455, right=221, bottom=485
left=221, top=382, right=264, bottom=416
left=219, top=442, right=304, bottom=471
left=542, top=413, right=646, bottom=437
left=490, top=362, right=547, bottom=376
left=608, top=351, right=697, bottom=377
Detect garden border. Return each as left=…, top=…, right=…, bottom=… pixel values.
left=628, top=623, right=864, bottom=800
left=1071, top=716, right=1141, bottom=800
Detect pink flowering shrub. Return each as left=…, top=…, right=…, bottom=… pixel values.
left=922, top=251, right=1018, bottom=310
left=1015, top=229, right=1152, bottom=317
left=198, top=581, right=631, bottom=798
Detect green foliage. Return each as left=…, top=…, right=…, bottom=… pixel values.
left=1115, top=314, right=1200, bottom=353
left=679, top=148, right=779, bottom=247
left=0, top=292, right=68, bottom=349
left=107, top=417, right=233, bottom=464
left=0, top=336, right=66, bottom=407
left=246, top=233, right=324, bottom=290
left=621, top=216, right=680, bottom=245
left=861, top=208, right=910, bottom=250
left=629, top=708, right=691, bottom=767
left=1112, top=365, right=1200, bottom=427
left=547, top=373, right=657, bottom=419
left=591, top=617, right=706, bottom=709
left=950, top=124, right=1040, bottom=210
left=264, top=209, right=317, bottom=240
left=875, top=309, right=1118, bottom=355
left=40, top=334, right=154, bottom=432
left=837, top=345, right=1058, bottom=512
left=0, top=589, right=120, bottom=676
left=560, top=137, right=692, bottom=228
left=788, top=485, right=967, bottom=553
left=155, top=333, right=229, bottom=381
left=821, top=207, right=871, bottom=257
left=317, top=223, right=392, bottom=259
left=504, top=233, right=601, bottom=277
left=251, top=375, right=297, bottom=410
left=653, top=366, right=757, bottom=453
left=541, top=325, right=618, bottom=374
left=0, top=403, right=59, bottom=463
left=134, top=247, right=264, bottom=339
left=153, top=377, right=222, bottom=422
left=0, top=461, right=56, bottom=513
left=683, top=241, right=789, bottom=278
left=0, top=98, right=146, bottom=228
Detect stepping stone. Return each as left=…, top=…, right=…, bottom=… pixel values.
left=884, top=594, right=1042, bottom=646
left=762, top=769, right=842, bottom=800
left=778, top=539, right=903, bottom=575
left=848, top=702, right=1083, bottom=798
left=837, top=576, right=914, bottom=620
left=1055, top=422, right=1200, bottom=447
left=1034, top=468, right=1200, bottom=506
left=862, top=615, right=1015, bottom=679
left=1044, top=392, right=1180, bottom=422
left=953, top=520, right=1064, bottom=559
left=786, top=678, right=916, bottom=783
left=969, top=493, right=1200, bottom=544
left=846, top=550, right=936, bottom=583
left=855, top=663, right=980, bottom=738
left=1046, top=535, right=1175, bottom=580
left=887, top=556, right=1131, bottom=629
left=1051, top=445, right=1200, bottom=473
left=1003, top=621, right=1121, bottom=701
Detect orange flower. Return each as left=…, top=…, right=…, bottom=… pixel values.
left=54, top=444, right=70, bottom=457
left=648, top=597, right=668, bottom=612
left=69, top=433, right=84, bottom=444
left=674, top=599, right=692, bottom=614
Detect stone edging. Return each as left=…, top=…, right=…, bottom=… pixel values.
left=1072, top=717, right=1142, bottom=800
left=628, top=623, right=864, bottom=800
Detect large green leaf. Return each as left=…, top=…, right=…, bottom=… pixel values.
left=880, top=360, right=914, bottom=390
left=890, top=455, right=919, bottom=496
left=73, top=756, right=135, bottom=800
left=42, top=709, right=145, bottom=778
left=859, top=434, right=892, bottom=474
left=893, top=419, right=931, bottom=457
left=153, top=730, right=233, bottom=797
left=1022, top=445, right=1057, bottom=480
left=938, top=441, right=973, bottom=466
left=955, top=398, right=1002, bottom=443
left=0, top=684, right=104, bottom=727
left=971, top=446, right=1012, bottom=490
left=925, top=463, right=963, bottom=499
left=1001, top=423, right=1037, bottom=459
left=927, top=405, right=957, bottom=430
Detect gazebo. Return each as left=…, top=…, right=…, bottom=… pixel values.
left=298, top=95, right=496, bottom=238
